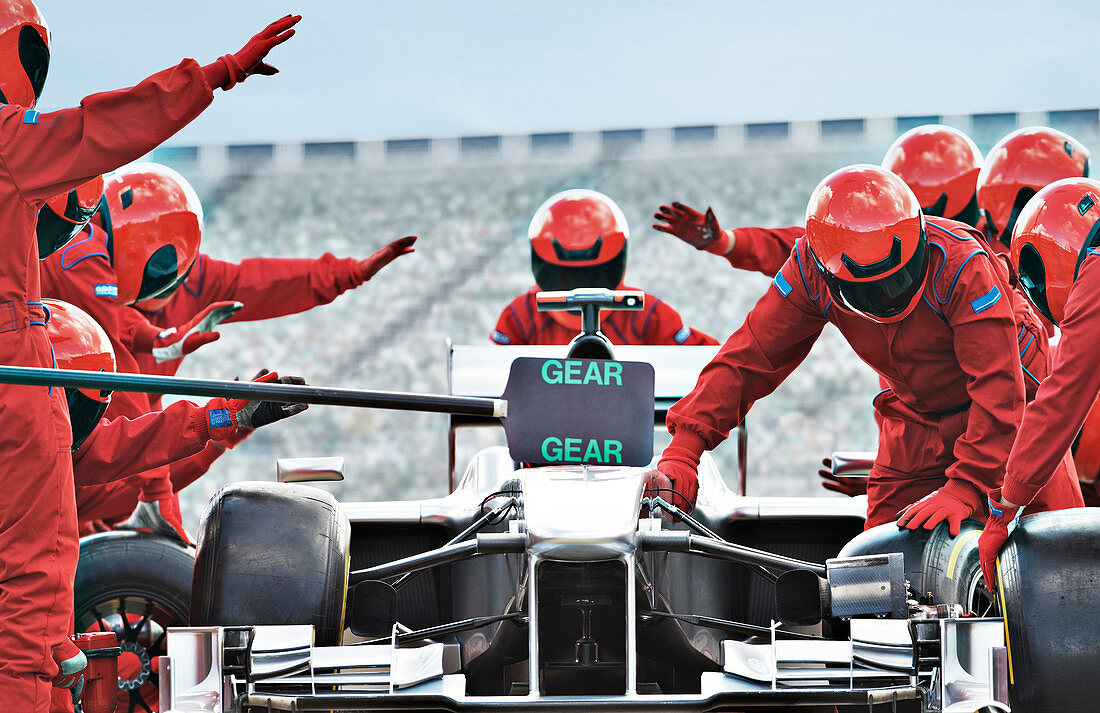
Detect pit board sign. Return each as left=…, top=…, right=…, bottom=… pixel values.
left=500, top=357, right=655, bottom=467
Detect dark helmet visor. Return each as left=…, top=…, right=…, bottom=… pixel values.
left=35, top=206, right=84, bottom=258
left=66, top=388, right=109, bottom=451
left=812, top=231, right=928, bottom=320
left=531, top=246, right=627, bottom=292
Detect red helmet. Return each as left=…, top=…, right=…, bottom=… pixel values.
left=43, top=298, right=115, bottom=450
left=35, top=175, right=104, bottom=259
left=100, top=162, right=203, bottom=306
left=529, top=189, right=629, bottom=294
left=882, top=124, right=982, bottom=226
left=977, top=126, right=1090, bottom=248
left=805, top=164, right=928, bottom=324
left=0, top=0, right=48, bottom=108
left=1009, top=177, right=1100, bottom=325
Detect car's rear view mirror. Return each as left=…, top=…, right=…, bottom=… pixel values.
left=276, top=456, right=345, bottom=483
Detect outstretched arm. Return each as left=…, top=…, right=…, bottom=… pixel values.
left=0, top=15, right=300, bottom=205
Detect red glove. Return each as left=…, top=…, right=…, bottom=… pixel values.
left=51, top=638, right=87, bottom=707
left=978, top=488, right=1023, bottom=593
left=202, top=14, right=301, bottom=90
left=355, top=236, right=417, bottom=284
left=896, top=479, right=982, bottom=537
left=150, top=301, right=242, bottom=363
left=213, top=369, right=275, bottom=450
left=818, top=458, right=868, bottom=497
left=649, top=444, right=701, bottom=512
left=653, top=202, right=732, bottom=255
left=199, top=371, right=308, bottom=444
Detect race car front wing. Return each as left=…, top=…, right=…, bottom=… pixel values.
left=159, top=613, right=1008, bottom=712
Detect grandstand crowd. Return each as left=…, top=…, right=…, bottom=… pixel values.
left=177, top=154, right=882, bottom=512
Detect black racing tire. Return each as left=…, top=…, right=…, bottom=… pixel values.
left=996, top=509, right=1100, bottom=712
left=73, top=530, right=195, bottom=713
left=839, top=518, right=991, bottom=614
left=189, top=482, right=350, bottom=646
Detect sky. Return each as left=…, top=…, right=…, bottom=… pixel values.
left=36, top=0, right=1100, bottom=146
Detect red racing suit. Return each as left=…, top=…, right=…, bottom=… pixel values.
left=723, top=226, right=804, bottom=277
left=112, top=251, right=365, bottom=489
left=0, top=60, right=212, bottom=711
left=725, top=225, right=1052, bottom=400
left=667, top=217, right=1081, bottom=528
left=127, top=251, right=364, bottom=379
left=492, top=286, right=718, bottom=346
left=71, top=400, right=228, bottom=521
left=1001, top=252, right=1100, bottom=508
left=39, top=225, right=180, bottom=524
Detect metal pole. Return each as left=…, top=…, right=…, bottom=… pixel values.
left=0, top=365, right=506, bottom=417
left=639, top=531, right=826, bottom=576
left=348, top=533, right=525, bottom=584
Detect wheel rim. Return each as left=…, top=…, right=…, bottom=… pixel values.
left=75, top=594, right=184, bottom=713
left=966, top=571, right=999, bottom=617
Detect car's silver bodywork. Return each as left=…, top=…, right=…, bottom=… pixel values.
left=161, top=344, right=1009, bottom=712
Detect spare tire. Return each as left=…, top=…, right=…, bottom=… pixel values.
left=839, top=518, right=987, bottom=612
left=74, top=530, right=195, bottom=713
left=996, top=509, right=1100, bottom=712
left=190, top=482, right=350, bottom=646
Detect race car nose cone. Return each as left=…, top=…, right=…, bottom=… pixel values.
left=523, top=465, right=649, bottom=560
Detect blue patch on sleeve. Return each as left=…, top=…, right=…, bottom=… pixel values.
left=970, top=285, right=1001, bottom=313
left=207, top=408, right=233, bottom=429
left=490, top=329, right=511, bottom=345
left=22, top=110, right=38, bottom=124
left=93, top=283, right=118, bottom=299
left=772, top=271, right=793, bottom=297
left=674, top=325, right=692, bottom=344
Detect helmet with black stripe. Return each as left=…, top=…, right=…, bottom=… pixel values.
left=1010, top=177, right=1100, bottom=325
left=0, top=0, right=49, bottom=108
left=43, top=298, right=115, bottom=450
left=882, top=124, right=982, bottom=227
left=805, top=164, right=928, bottom=324
left=977, top=127, right=1089, bottom=249
left=35, top=175, right=104, bottom=258
left=97, top=162, right=203, bottom=307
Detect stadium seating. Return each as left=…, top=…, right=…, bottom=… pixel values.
left=176, top=151, right=891, bottom=519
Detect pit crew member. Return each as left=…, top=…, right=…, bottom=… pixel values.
left=979, top=177, right=1100, bottom=589
left=651, top=165, right=1082, bottom=530
left=0, top=7, right=299, bottom=707
left=40, top=167, right=240, bottom=540
left=655, top=127, right=1053, bottom=498
left=111, top=161, right=416, bottom=394
left=492, top=189, right=717, bottom=346
left=41, top=299, right=305, bottom=532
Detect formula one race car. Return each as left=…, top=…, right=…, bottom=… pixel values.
left=147, top=289, right=1099, bottom=713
